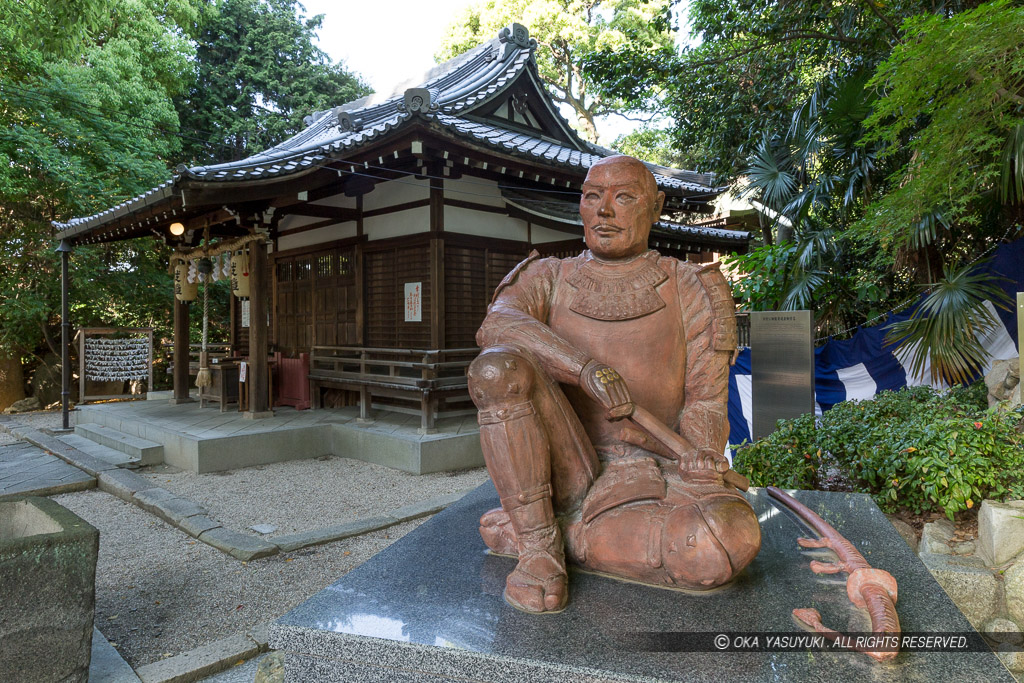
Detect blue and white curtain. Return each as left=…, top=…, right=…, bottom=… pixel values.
left=727, top=238, right=1024, bottom=453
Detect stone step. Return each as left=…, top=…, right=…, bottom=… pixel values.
left=56, top=434, right=139, bottom=468
left=72, top=423, right=163, bottom=466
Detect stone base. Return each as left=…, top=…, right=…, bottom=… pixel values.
left=0, top=496, right=99, bottom=683
left=73, top=404, right=482, bottom=474
left=271, top=484, right=1013, bottom=682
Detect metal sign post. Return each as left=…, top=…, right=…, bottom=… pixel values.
left=750, top=310, right=815, bottom=440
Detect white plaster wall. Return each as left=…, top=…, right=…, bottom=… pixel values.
left=277, top=223, right=358, bottom=252
left=531, top=224, right=581, bottom=244
left=444, top=206, right=528, bottom=241
left=276, top=215, right=322, bottom=231
left=446, top=176, right=505, bottom=208
left=363, top=177, right=429, bottom=211
left=365, top=207, right=430, bottom=241
left=311, top=193, right=358, bottom=209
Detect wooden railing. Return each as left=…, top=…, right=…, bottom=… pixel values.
left=162, top=343, right=233, bottom=374
left=308, top=346, right=478, bottom=431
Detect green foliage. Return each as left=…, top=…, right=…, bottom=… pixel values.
left=857, top=1, right=1024, bottom=244
left=436, top=0, right=675, bottom=143
left=734, top=385, right=1024, bottom=519
left=0, top=0, right=202, bottom=359
left=885, top=260, right=1013, bottom=385
left=177, top=0, right=370, bottom=165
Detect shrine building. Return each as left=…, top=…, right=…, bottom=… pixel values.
left=53, top=24, right=749, bottom=467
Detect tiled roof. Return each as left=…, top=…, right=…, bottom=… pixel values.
left=501, top=190, right=749, bottom=247
left=55, top=24, right=723, bottom=238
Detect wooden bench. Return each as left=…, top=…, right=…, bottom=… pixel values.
left=308, top=346, right=478, bottom=431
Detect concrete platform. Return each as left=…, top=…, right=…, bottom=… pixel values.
left=71, top=402, right=482, bottom=475
left=271, top=483, right=1014, bottom=682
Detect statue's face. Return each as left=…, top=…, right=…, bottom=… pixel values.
left=580, top=157, right=665, bottom=260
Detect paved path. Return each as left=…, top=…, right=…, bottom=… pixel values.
left=0, top=440, right=94, bottom=499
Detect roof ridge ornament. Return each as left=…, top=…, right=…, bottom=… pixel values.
left=334, top=108, right=363, bottom=132
left=494, top=23, right=536, bottom=61
left=397, top=87, right=441, bottom=115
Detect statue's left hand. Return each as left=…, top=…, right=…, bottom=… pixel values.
left=580, top=360, right=634, bottom=420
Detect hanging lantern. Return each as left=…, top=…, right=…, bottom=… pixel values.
left=173, top=260, right=197, bottom=302
left=230, top=249, right=250, bottom=299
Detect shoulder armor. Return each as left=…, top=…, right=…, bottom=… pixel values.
left=490, top=250, right=542, bottom=304
left=695, top=262, right=738, bottom=353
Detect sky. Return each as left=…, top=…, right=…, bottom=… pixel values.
left=299, top=0, right=642, bottom=143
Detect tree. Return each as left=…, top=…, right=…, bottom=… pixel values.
left=176, top=0, right=371, bottom=165
left=585, top=0, right=1021, bottom=384
left=585, top=0, right=978, bottom=179
left=0, top=0, right=202, bottom=406
left=437, top=0, right=674, bottom=143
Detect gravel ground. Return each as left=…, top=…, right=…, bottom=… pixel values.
left=3, top=409, right=492, bottom=673
left=55, top=487, right=431, bottom=669
left=139, top=456, right=490, bottom=536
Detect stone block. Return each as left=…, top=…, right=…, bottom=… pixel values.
left=1005, top=560, right=1024, bottom=628
left=198, top=527, right=278, bottom=561
left=177, top=514, right=222, bottom=538
left=135, top=631, right=260, bottom=683
left=272, top=516, right=398, bottom=552
left=272, top=484, right=1014, bottom=682
left=98, top=469, right=155, bottom=502
left=886, top=515, right=919, bottom=552
left=920, top=518, right=954, bottom=555
left=986, top=357, right=1020, bottom=405
left=978, top=499, right=1024, bottom=565
left=0, top=496, right=99, bottom=683
left=919, top=551, right=1000, bottom=628
left=983, top=617, right=1023, bottom=646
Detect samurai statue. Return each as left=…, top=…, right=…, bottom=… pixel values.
left=468, top=155, right=761, bottom=613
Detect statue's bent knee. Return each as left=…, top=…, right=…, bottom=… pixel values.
left=567, top=493, right=761, bottom=590
left=468, top=348, right=536, bottom=411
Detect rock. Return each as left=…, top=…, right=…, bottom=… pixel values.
left=29, top=353, right=62, bottom=407
left=984, top=617, right=1024, bottom=646
left=886, top=516, right=919, bottom=553
left=978, top=499, right=1024, bottom=566
left=951, top=540, right=976, bottom=556
left=1006, top=561, right=1024, bottom=628
left=920, top=518, right=955, bottom=555
left=255, top=651, right=284, bottom=683
left=920, top=552, right=1000, bottom=629
left=986, top=357, right=1020, bottom=406
left=996, top=643, right=1024, bottom=673
left=2, top=396, right=41, bottom=414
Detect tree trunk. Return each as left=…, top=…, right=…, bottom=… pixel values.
left=0, top=353, right=26, bottom=411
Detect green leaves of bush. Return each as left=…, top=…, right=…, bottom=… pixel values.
left=733, top=384, right=1024, bottom=519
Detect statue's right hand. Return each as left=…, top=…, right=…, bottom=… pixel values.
left=580, top=360, right=634, bottom=421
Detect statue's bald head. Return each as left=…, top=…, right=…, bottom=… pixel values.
left=580, top=155, right=665, bottom=260
left=588, top=155, right=659, bottom=199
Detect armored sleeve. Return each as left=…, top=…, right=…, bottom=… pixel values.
left=476, top=252, right=592, bottom=385
left=675, top=261, right=737, bottom=454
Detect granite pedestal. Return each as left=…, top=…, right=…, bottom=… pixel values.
left=271, top=483, right=1013, bottom=682
left=0, top=496, right=99, bottom=683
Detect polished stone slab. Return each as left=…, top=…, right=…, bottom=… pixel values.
left=271, top=483, right=1013, bottom=682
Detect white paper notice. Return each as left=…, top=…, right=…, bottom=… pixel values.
left=404, top=282, right=422, bottom=322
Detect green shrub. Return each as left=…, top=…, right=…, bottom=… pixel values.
left=732, top=383, right=1024, bottom=519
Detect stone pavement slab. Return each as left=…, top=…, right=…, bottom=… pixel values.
left=0, top=441, right=94, bottom=500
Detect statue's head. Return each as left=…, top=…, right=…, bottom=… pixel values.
left=580, top=155, right=666, bottom=260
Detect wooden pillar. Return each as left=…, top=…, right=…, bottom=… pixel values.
left=171, top=297, right=192, bottom=403
left=429, top=172, right=445, bottom=351
left=246, top=240, right=272, bottom=417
